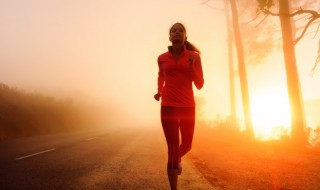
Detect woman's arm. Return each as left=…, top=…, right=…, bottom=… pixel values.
left=190, top=54, right=204, bottom=89
left=155, top=58, right=165, bottom=101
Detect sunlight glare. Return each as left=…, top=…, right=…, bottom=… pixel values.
left=250, top=88, right=291, bottom=140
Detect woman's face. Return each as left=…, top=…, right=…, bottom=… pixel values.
left=169, top=23, right=186, bottom=44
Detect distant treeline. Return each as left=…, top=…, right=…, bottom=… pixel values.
left=0, top=83, right=107, bottom=140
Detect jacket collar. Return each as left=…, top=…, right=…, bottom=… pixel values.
left=168, top=45, right=187, bottom=54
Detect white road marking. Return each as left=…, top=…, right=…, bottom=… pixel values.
left=14, top=148, right=56, bottom=160
left=85, top=137, right=98, bottom=141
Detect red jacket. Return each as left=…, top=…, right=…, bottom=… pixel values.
left=157, top=46, right=204, bottom=107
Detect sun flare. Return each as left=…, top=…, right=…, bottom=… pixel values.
left=250, top=88, right=291, bottom=140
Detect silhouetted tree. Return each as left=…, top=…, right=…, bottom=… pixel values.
left=257, top=0, right=320, bottom=145
left=224, top=0, right=236, bottom=124
left=229, top=0, right=254, bottom=139
left=202, top=0, right=257, bottom=138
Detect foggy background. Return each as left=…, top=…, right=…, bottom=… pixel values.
left=1, top=0, right=320, bottom=138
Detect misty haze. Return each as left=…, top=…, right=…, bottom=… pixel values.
left=1, top=0, right=320, bottom=189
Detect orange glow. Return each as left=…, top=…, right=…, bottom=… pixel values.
left=0, top=0, right=319, bottom=132
left=250, top=88, right=291, bottom=140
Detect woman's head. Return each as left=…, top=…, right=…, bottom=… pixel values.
left=169, top=22, right=186, bottom=33
left=169, top=22, right=200, bottom=54
left=169, top=22, right=187, bottom=44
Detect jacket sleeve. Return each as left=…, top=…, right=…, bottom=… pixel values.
left=157, top=57, right=165, bottom=93
left=192, top=54, right=204, bottom=89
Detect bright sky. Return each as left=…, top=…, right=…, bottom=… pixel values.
left=0, top=0, right=319, bottom=140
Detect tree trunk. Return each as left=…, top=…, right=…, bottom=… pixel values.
left=225, top=0, right=236, bottom=123
left=229, top=0, right=254, bottom=138
left=279, top=0, right=306, bottom=145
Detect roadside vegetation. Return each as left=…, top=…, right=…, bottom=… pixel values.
left=191, top=119, right=320, bottom=190
left=0, top=83, right=113, bottom=140
left=191, top=97, right=320, bottom=190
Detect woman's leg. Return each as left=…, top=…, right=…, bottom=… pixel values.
left=161, top=106, right=180, bottom=190
left=161, top=106, right=180, bottom=169
left=179, top=107, right=195, bottom=160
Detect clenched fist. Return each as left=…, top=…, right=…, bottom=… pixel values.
left=154, top=92, right=161, bottom=101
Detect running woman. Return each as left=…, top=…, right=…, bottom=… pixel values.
left=154, top=22, right=204, bottom=190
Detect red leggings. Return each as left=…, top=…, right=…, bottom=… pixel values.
left=161, top=106, right=195, bottom=169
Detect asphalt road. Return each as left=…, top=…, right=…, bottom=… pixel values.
left=0, top=126, right=215, bottom=190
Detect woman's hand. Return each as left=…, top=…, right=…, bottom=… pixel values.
left=188, top=54, right=195, bottom=69
left=154, top=92, right=161, bottom=101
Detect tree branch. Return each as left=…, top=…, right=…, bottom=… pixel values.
left=261, top=7, right=320, bottom=44
left=201, top=0, right=224, bottom=12
left=256, top=13, right=269, bottom=28
left=262, top=7, right=319, bottom=17
left=261, top=9, right=279, bottom=16
left=294, top=17, right=319, bottom=44
left=310, top=39, right=320, bottom=76
left=313, top=23, right=320, bottom=39
left=289, top=8, right=319, bottom=17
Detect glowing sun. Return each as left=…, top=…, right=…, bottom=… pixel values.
left=250, top=88, right=291, bottom=140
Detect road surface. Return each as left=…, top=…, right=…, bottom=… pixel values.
left=0, top=126, right=215, bottom=189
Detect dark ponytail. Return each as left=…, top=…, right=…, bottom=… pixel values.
left=170, top=22, right=201, bottom=54
left=185, top=41, right=200, bottom=54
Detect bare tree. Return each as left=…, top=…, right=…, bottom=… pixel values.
left=229, top=0, right=254, bottom=139
left=224, top=0, right=236, bottom=124
left=202, top=0, right=255, bottom=138
left=257, top=0, right=320, bottom=145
